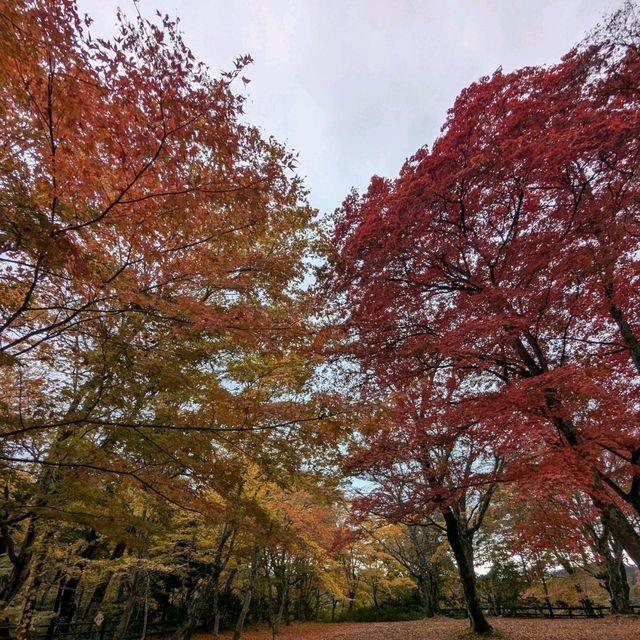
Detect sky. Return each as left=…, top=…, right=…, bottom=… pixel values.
left=77, top=0, right=619, bottom=216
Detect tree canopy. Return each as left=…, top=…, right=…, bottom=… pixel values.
left=1, top=1, right=639, bottom=639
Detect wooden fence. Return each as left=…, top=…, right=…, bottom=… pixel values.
left=0, top=618, right=175, bottom=640
left=439, top=604, right=640, bottom=619
left=1, top=604, right=639, bottom=639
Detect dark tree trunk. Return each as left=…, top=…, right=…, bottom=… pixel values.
left=210, top=582, right=220, bottom=637
left=0, top=519, right=36, bottom=609
left=597, top=501, right=640, bottom=568
left=416, top=571, right=438, bottom=618
left=519, top=335, right=640, bottom=562
left=213, top=568, right=236, bottom=638
left=539, top=570, right=554, bottom=618
left=347, top=589, right=356, bottom=613
left=174, top=523, right=238, bottom=640
left=443, top=508, right=492, bottom=634
left=53, top=533, right=100, bottom=631
left=595, top=533, right=631, bottom=614
left=113, top=567, right=143, bottom=640
left=81, top=542, right=126, bottom=623
left=606, top=288, right=640, bottom=377
left=56, top=575, right=80, bottom=631
left=272, top=563, right=289, bottom=636
left=371, top=580, right=379, bottom=611
left=232, top=545, right=260, bottom=640
left=607, top=555, right=631, bottom=614
left=417, top=579, right=433, bottom=618
left=172, top=575, right=213, bottom=640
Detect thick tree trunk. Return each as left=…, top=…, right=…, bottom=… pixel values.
left=443, top=509, right=492, bottom=634
left=371, top=581, right=380, bottom=611
left=594, top=533, right=632, bottom=614
left=607, top=555, right=631, bottom=614
left=314, top=588, right=321, bottom=619
left=175, top=553, right=238, bottom=639
left=597, top=500, right=640, bottom=568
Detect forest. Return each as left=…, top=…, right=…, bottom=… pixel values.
left=0, top=1, right=639, bottom=639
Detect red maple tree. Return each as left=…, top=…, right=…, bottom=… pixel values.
left=325, top=8, right=640, bottom=632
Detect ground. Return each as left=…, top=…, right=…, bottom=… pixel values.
left=208, top=616, right=640, bottom=640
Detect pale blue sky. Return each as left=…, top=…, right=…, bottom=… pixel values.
left=77, top=0, right=618, bottom=216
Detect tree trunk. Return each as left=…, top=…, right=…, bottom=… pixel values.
left=273, top=578, right=288, bottom=636
left=598, top=535, right=632, bottom=614
left=539, top=569, right=554, bottom=618
left=232, top=545, right=260, bottom=640
left=173, top=522, right=237, bottom=640
left=443, top=508, right=492, bottom=634
left=113, top=568, right=142, bottom=640
left=597, top=500, right=640, bottom=568
left=270, top=553, right=290, bottom=637
left=0, top=518, right=36, bottom=610
left=347, top=589, right=356, bottom=613
left=15, top=556, right=43, bottom=640
left=608, top=555, right=631, bottom=614
left=210, top=582, right=221, bottom=638
left=416, top=573, right=437, bottom=617
left=81, top=542, right=126, bottom=623
left=213, top=568, right=236, bottom=638
left=172, top=576, right=211, bottom=640
left=53, top=533, right=100, bottom=631
left=606, top=288, right=640, bottom=376
left=140, top=575, right=150, bottom=640
left=56, top=574, right=80, bottom=631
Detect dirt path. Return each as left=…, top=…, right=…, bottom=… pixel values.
left=207, top=616, right=640, bottom=640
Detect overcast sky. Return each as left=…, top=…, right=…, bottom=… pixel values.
left=77, top=0, right=618, bottom=215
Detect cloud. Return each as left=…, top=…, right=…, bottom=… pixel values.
left=77, top=0, right=619, bottom=215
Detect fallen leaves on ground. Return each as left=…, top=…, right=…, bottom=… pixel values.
left=206, top=616, right=640, bottom=640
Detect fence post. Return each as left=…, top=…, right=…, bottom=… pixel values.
left=45, top=619, right=56, bottom=640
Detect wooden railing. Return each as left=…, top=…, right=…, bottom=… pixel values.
left=0, top=618, right=175, bottom=640
left=439, top=604, right=640, bottom=619
left=1, top=605, right=639, bottom=638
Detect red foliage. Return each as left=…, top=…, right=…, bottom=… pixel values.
left=326, top=30, right=640, bottom=562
